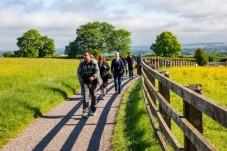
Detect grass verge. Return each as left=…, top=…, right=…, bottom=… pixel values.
left=111, top=78, right=162, bottom=151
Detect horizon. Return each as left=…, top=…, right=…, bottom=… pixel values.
left=0, top=41, right=226, bottom=51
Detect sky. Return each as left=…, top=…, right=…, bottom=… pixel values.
left=1, top=0, right=227, bottom=50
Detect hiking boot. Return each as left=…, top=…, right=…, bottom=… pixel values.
left=101, top=95, right=105, bottom=100
left=82, top=112, right=88, bottom=118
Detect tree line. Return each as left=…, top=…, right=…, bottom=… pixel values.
left=3, top=21, right=209, bottom=66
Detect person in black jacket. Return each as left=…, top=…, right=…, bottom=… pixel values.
left=126, top=53, right=134, bottom=79
left=98, top=56, right=110, bottom=100
left=111, top=52, right=125, bottom=94
left=77, top=51, right=103, bottom=118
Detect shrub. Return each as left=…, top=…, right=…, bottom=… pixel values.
left=194, top=47, right=208, bottom=66
left=3, top=51, right=14, bottom=57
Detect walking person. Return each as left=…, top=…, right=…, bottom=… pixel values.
left=111, top=52, right=125, bottom=94
left=136, top=54, right=143, bottom=76
left=126, top=53, right=134, bottom=79
left=77, top=51, right=103, bottom=118
left=98, top=56, right=110, bottom=100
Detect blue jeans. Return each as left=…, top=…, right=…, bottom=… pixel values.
left=82, top=83, right=98, bottom=113
left=113, top=73, right=123, bottom=92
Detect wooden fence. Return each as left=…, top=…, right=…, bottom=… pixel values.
left=144, top=58, right=227, bottom=69
left=143, top=58, right=197, bottom=69
left=141, top=60, right=227, bottom=151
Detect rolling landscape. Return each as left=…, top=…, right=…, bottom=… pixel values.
left=1, top=42, right=227, bottom=57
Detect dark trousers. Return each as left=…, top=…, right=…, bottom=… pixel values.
left=128, top=65, right=133, bottom=78
left=113, top=73, right=123, bottom=92
left=137, top=64, right=142, bottom=76
left=82, top=83, right=97, bottom=113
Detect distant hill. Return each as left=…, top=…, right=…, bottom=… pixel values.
left=1, top=42, right=227, bottom=57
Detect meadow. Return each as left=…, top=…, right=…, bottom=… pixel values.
left=159, top=66, right=227, bottom=151
left=0, top=58, right=80, bottom=147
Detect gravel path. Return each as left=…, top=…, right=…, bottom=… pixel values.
left=2, top=76, right=138, bottom=151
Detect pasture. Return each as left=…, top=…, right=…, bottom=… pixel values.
left=0, top=58, right=80, bottom=147
left=159, top=66, right=227, bottom=151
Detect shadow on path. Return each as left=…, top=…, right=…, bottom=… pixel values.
left=32, top=77, right=135, bottom=151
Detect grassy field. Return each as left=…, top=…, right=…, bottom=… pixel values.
left=112, top=78, right=162, bottom=151
left=0, top=58, right=80, bottom=148
left=159, top=66, right=227, bottom=151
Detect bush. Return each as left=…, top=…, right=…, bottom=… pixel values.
left=3, top=51, right=14, bottom=57
left=194, top=47, right=208, bottom=66
left=207, top=54, right=220, bottom=62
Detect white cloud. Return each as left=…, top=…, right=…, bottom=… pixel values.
left=1, top=0, right=227, bottom=50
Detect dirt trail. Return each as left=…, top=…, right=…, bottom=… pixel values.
left=2, top=76, right=137, bottom=151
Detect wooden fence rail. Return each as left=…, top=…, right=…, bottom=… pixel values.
left=141, top=60, right=227, bottom=151
left=143, top=58, right=227, bottom=69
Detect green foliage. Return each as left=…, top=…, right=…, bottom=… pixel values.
left=150, top=31, right=182, bottom=57
left=90, top=49, right=101, bottom=59
left=16, top=29, right=56, bottom=58
left=65, top=21, right=132, bottom=58
left=194, top=47, right=208, bottom=66
left=207, top=54, right=220, bottom=62
left=64, top=39, right=81, bottom=58
left=108, top=29, right=132, bottom=57
left=38, top=36, right=56, bottom=57
left=0, top=58, right=80, bottom=147
left=3, top=52, right=14, bottom=57
left=112, top=78, right=162, bottom=151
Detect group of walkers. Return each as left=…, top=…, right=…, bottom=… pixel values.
left=77, top=51, right=142, bottom=118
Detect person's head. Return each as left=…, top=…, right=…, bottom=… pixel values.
left=98, top=56, right=104, bottom=62
left=139, top=54, right=142, bottom=57
left=128, top=53, right=131, bottom=57
left=83, top=51, right=91, bottom=63
left=115, top=52, right=120, bottom=60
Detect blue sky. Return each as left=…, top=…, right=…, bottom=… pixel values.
left=1, top=0, right=227, bottom=50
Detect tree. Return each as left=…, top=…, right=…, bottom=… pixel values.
left=38, top=36, right=56, bottom=57
left=16, top=29, right=56, bottom=58
left=3, top=51, right=14, bottom=57
left=108, top=29, right=132, bottom=57
left=64, top=39, right=82, bottom=58
left=65, top=21, right=132, bottom=58
left=194, top=47, right=208, bottom=66
left=150, top=31, right=182, bottom=57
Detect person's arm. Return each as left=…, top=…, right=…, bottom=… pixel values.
left=92, top=60, right=101, bottom=80
left=77, top=62, right=84, bottom=83
left=111, top=59, right=114, bottom=73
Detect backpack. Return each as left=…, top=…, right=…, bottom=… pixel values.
left=79, top=60, right=97, bottom=83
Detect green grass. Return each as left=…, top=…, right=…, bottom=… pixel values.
left=159, top=66, right=227, bottom=151
left=112, top=78, right=162, bottom=151
left=0, top=58, right=80, bottom=148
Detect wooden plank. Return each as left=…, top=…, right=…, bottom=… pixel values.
left=142, top=77, right=184, bottom=151
left=143, top=73, right=217, bottom=151
left=142, top=81, right=169, bottom=151
left=142, top=61, right=227, bottom=128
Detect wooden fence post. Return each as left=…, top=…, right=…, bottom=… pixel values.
left=184, top=84, right=203, bottom=151
left=159, top=71, right=171, bottom=129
